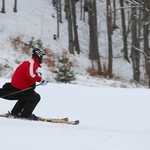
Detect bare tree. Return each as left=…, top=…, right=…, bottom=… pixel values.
left=130, top=2, right=140, bottom=82
left=71, top=0, right=80, bottom=54
left=83, top=0, right=88, bottom=22
left=57, top=0, right=62, bottom=23
left=1, top=0, right=5, bottom=13
left=52, top=0, right=63, bottom=39
left=13, top=0, right=17, bottom=12
left=65, top=0, right=74, bottom=54
left=88, top=0, right=102, bottom=75
left=119, top=0, right=130, bottom=62
left=56, top=0, right=60, bottom=39
left=143, top=0, right=150, bottom=86
left=106, top=0, right=113, bottom=77
left=80, top=0, right=83, bottom=20
left=112, top=0, right=117, bottom=28
left=52, top=0, right=57, bottom=8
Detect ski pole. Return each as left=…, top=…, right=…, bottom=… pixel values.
left=0, top=83, right=42, bottom=98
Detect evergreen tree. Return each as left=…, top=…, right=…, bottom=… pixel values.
left=55, top=65, right=75, bottom=83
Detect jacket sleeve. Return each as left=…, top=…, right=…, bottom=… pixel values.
left=26, top=60, right=41, bottom=82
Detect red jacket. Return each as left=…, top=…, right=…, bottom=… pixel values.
left=11, top=57, right=42, bottom=90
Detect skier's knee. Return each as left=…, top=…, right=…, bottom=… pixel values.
left=34, top=93, right=41, bottom=103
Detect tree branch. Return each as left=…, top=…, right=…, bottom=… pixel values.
left=128, top=41, right=150, bottom=59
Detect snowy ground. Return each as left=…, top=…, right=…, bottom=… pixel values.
left=0, top=1, right=150, bottom=149
left=0, top=78, right=150, bottom=150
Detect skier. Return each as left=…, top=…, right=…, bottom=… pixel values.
left=0, top=48, right=48, bottom=120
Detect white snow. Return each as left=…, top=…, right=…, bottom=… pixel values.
left=0, top=0, right=150, bottom=150
left=0, top=78, right=150, bottom=150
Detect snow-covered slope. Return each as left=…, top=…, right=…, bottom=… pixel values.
left=0, top=0, right=150, bottom=150
left=0, top=78, right=150, bottom=150
left=0, top=1, right=150, bottom=150
left=0, top=0, right=140, bottom=87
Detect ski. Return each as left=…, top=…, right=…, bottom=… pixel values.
left=40, top=118, right=79, bottom=125
left=0, top=113, right=79, bottom=125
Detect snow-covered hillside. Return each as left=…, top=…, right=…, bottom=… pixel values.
left=0, top=1, right=150, bottom=150
left=0, top=0, right=140, bottom=87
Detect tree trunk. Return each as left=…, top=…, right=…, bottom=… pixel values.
left=88, top=0, right=101, bottom=75
left=57, top=0, right=60, bottom=39
left=13, top=0, right=17, bottom=12
left=106, top=0, right=113, bottom=78
left=1, top=0, right=5, bottom=13
left=80, top=0, right=83, bottom=20
left=143, top=0, right=150, bottom=86
left=112, top=0, right=117, bottom=28
left=52, top=0, right=57, bottom=8
left=119, top=0, right=129, bottom=62
left=66, top=0, right=74, bottom=54
left=71, top=0, right=80, bottom=54
left=58, top=0, right=62, bottom=23
left=131, top=3, right=140, bottom=82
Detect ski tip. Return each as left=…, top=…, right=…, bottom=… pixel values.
left=74, top=120, right=80, bottom=125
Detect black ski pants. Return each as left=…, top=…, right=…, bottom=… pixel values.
left=0, top=83, right=40, bottom=118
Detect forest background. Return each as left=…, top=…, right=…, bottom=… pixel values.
left=0, top=0, right=150, bottom=87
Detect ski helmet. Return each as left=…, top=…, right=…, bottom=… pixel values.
left=32, top=48, right=45, bottom=64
